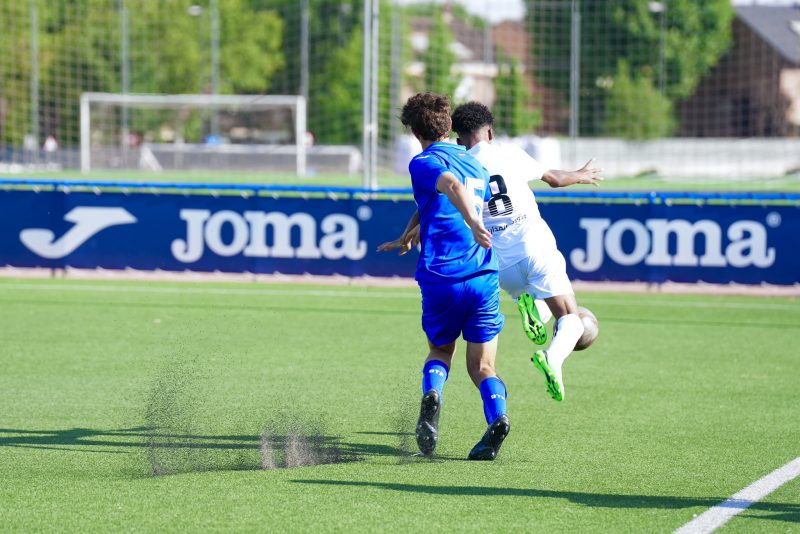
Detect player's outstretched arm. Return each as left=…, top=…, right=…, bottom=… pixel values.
left=436, top=172, right=492, bottom=249
left=541, top=158, right=604, bottom=188
left=377, top=211, right=420, bottom=255
left=377, top=225, right=420, bottom=255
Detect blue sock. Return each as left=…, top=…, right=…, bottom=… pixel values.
left=422, top=359, right=448, bottom=397
left=479, top=377, right=507, bottom=424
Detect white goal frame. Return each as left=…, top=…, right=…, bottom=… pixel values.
left=80, top=92, right=307, bottom=176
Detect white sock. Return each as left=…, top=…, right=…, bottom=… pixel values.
left=534, top=299, right=553, bottom=324
left=547, top=314, right=583, bottom=368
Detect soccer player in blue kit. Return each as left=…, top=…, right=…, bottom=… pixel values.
left=393, top=92, right=510, bottom=461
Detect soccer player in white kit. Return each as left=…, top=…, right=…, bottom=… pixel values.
left=380, top=102, right=602, bottom=402
left=451, top=102, right=602, bottom=402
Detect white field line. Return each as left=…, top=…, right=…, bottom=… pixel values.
left=0, top=282, right=797, bottom=311
left=674, top=457, right=800, bottom=534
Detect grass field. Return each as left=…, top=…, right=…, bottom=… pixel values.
left=2, top=168, right=799, bottom=192
left=1, top=278, right=798, bottom=532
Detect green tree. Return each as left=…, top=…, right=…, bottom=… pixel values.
left=422, top=12, right=458, bottom=97
left=129, top=1, right=283, bottom=95
left=494, top=55, right=541, bottom=136
left=128, top=3, right=203, bottom=95
left=526, top=0, right=733, bottom=135
left=125, top=1, right=283, bottom=142
left=314, top=25, right=364, bottom=144
left=219, top=0, right=284, bottom=94
left=267, top=0, right=362, bottom=144
left=0, top=0, right=123, bottom=145
left=1, top=0, right=285, bottom=148
left=378, top=2, right=411, bottom=149
left=39, top=0, right=121, bottom=145
left=0, top=2, right=36, bottom=145
left=603, top=61, right=674, bottom=139
left=266, top=0, right=410, bottom=146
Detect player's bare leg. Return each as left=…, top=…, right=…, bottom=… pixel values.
left=426, top=341, right=456, bottom=370
left=415, top=341, right=456, bottom=456
left=465, top=337, right=510, bottom=460
left=465, top=336, right=497, bottom=387
left=532, top=294, right=583, bottom=401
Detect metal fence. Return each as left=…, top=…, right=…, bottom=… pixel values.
left=1, top=0, right=799, bottom=187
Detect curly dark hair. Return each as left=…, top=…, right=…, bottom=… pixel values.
left=451, top=101, right=494, bottom=137
left=400, top=92, right=451, bottom=141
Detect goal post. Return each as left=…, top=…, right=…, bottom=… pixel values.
left=80, top=93, right=306, bottom=176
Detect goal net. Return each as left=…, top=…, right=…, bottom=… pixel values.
left=80, top=93, right=307, bottom=176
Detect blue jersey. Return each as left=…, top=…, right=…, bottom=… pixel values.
left=409, top=142, right=498, bottom=283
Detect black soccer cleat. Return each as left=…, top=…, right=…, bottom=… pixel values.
left=467, top=415, right=510, bottom=461
left=415, top=389, right=441, bottom=456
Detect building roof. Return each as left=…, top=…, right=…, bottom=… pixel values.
left=735, top=5, right=800, bottom=64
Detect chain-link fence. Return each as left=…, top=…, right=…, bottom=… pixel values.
left=1, top=0, right=799, bottom=188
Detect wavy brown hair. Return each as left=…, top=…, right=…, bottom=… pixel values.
left=400, top=92, right=451, bottom=142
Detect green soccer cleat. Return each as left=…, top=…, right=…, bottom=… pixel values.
left=531, top=350, right=565, bottom=402
left=517, top=293, right=547, bottom=345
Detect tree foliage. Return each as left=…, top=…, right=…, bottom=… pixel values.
left=315, top=24, right=364, bottom=145
left=40, top=1, right=121, bottom=144
left=0, top=0, right=285, bottom=147
left=603, top=61, right=674, bottom=140
left=219, top=1, right=284, bottom=94
left=422, top=12, right=458, bottom=98
left=268, top=0, right=409, bottom=145
left=379, top=2, right=411, bottom=148
left=494, top=54, right=541, bottom=137
left=0, top=2, right=40, bottom=145
left=267, top=0, right=363, bottom=144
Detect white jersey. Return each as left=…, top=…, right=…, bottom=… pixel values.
left=468, top=140, right=558, bottom=270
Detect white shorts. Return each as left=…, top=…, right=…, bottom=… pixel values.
left=499, top=248, right=574, bottom=302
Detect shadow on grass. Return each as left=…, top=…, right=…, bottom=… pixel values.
left=291, top=479, right=800, bottom=524
left=0, top=426, right=399, bottom=454
left=0, top=427, right=257, bottom=450
left=355, top=431, right=413, bottom=436
left=0, top=427, right=473, bottom=468
left=0, top=427, right=404, bottom=475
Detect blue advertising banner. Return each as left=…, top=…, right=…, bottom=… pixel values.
left=0, top=191, right=418, bottom=277
left=538, top=202, right=799, bottom=285
left=1, top=190, right=798, bottom=284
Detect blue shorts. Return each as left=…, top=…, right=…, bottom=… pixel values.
left=420, top=272, right=505, bottom=347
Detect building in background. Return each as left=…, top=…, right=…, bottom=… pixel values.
left=680, top=5, right=800, bottom=137
left=491, top=19, right=563, bottom=134
left=408, top=10, right=497, bottom=103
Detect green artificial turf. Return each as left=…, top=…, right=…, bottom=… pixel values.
left=2, top=168, right=799, bottom=192
left=0, top=279, right=798, bottom=532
